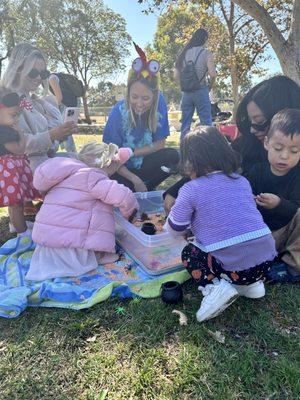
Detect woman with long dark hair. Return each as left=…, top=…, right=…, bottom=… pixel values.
left=234, top=75, right=300, bottom=172
left=164, top=75, right=300, bottom=212
left=174, top=28, right=217, bottom=139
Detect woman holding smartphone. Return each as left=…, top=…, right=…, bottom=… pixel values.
left=1, top=43, right=77, bottom=171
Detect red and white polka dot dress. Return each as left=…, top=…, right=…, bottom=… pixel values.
left=0, top=154, right=41, bottom=207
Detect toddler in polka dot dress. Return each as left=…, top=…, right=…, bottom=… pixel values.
left=0, top=87, right=40, bottom=237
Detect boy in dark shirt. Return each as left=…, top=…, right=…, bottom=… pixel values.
left=246, top=109, right=300, bottom=283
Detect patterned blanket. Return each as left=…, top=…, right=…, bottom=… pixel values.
left=0, top=235, right=189, bottom=318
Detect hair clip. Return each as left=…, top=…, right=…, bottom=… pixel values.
left=19, top=95, right=33, bottom=112
left=132, top=42, right=160, bottom=79
left=94, top=157, right=102, bottom=166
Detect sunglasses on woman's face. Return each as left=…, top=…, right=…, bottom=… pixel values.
left=0, top=92, right=20, bottom=108
left=249, top=119, right=271, bottom=132
left=27, top=68, right=50, bottom=80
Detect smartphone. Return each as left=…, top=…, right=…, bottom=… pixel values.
left=64, top=107, right=80, bottom=124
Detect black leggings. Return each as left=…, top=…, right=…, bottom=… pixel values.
left=111, top=148, right=179, bottom=191
left=182, top=243, right=272, bottom=287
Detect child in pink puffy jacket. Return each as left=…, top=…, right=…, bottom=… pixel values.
left=26, top=141, right=139, bottom=281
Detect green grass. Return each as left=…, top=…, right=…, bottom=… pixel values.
left=0, top=136, right=300, bottom=399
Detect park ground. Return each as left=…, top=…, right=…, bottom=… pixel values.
left=0, top=135, right=299, bottom=400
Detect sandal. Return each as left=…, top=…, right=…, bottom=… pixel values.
left=266, top=262, right=300, bottom=284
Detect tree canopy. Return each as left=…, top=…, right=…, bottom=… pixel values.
left=138, top=0, right=299, bottom=83
left=1, top=0, right=131, bottom=120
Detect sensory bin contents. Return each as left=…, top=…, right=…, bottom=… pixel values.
left=115, top=191, right=186, bottom=275
left=132, top=212, right=166, bottom=234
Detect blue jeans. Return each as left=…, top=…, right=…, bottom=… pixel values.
left=180, top=86, right=212, bottom=139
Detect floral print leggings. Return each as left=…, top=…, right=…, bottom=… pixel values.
left=182, top=243, right=273, bottom=287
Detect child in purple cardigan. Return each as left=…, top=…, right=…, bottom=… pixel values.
left=166, top=127, right=276, bottom=322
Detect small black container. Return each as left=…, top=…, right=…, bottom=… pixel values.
left=141, top=222, right=156, bottom=235
left=161, top=281, right=183, bottom=304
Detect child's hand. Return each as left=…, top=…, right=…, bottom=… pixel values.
left=255, top=193, right=281, bottom=209
left=128, top=209, right=138, bottom=223
left=164, top=194, right=176, bottom=216
left=183, top=228, right=194, bottom=242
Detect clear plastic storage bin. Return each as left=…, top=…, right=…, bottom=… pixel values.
left=115, top=191, right=185, bottom=275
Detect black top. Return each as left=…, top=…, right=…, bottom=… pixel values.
left=0, top=125, right=20, bottom=156
left=246, top=162, right=300, bottom=231
left=231, top=135, right=268, bottom=173
left=163, top=177, right=190, bottom=199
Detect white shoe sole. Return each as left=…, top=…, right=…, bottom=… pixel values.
left=196, top=292, right=239, bottom=322
left=232, top=282, right=265, bottom=299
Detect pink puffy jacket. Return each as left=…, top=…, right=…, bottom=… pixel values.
left=32, top=157, right=139, bottom=253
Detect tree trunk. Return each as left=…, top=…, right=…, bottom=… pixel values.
left=279, top=44, right=300, bottom=86
left=230, top=64, right=239, bottom=120
left=228, top=36, right=239, bottom=120
left=82, top=94, right=92, bottom=124
left=0, top=57, right=6, bottom=78
left=220, top=1, right=239, bottom=119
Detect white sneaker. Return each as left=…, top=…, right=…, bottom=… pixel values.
left=196, top=279, right=239, bottom=322
left=232, top=280, right=265, bottom=299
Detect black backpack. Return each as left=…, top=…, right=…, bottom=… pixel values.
left=54, top=73, right=85, bottom=107
left=180, top=49, right=207, bottom=92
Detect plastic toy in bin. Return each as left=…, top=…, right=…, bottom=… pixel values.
left=114, top=191, right=185, bottom=275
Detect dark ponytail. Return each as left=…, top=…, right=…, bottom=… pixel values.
left=175, top=28, right=209, bottom=70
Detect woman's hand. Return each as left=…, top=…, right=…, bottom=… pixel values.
left=50, top=121, right=77, bottom=142
left=133, top=139, right=165, bottom=158
left=132, top=176, right=147, bottom=192
left=164, top=194, right=176, bottom=216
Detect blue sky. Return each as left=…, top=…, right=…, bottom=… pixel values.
left=104, top=0, right=281, bottom=83
left=104, top=0, right=158, bottom=82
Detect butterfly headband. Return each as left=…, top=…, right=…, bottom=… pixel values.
left=132, top=42, right=160, bottom=80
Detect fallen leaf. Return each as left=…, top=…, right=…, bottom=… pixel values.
left=205, top=329, right=225, bottom=344
left=86, top=335, right=97, bottom=342
left=172, top=309, right=188, bottom=326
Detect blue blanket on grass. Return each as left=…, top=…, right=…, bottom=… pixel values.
left=0, top=235, right=189, bottom=318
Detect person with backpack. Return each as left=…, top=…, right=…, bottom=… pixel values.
left=174, top=28, right=217, bottom=139
left=49, top=72, right=85, bottom=152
